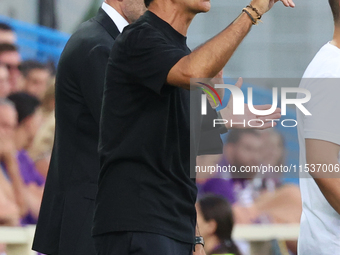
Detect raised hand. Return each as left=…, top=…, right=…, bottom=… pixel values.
left=219, top=77, right=282, bottom=130
left=250, top=0, right=295, bottom=16
left=279, top=0, right=295, bottom=7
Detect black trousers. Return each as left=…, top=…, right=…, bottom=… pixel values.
left=93, top=232, right=193, bottom=255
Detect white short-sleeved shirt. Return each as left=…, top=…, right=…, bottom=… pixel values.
left=297, top=42, right=340, bottom=255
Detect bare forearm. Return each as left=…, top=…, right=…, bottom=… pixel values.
left=195, top=224, right=201, bottom=236
left=168, top=13, right=252, bottom=88
left=4, top=156, right=28, bottom=216
left=187, top=13, right=252, bottom=78
left=6, top=157, right=24, bottom=193
left=0, top=170, right=14, bottom=200
left=306, top=139, right=340, bottom=214
left=313, top=174, right=340, bottom=215
left=0, top=201, right=20, bottom=226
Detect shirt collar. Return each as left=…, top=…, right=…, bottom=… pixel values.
left=143, top=11, right=187, bottom=45
left=101, top=2, right=129, bottom=33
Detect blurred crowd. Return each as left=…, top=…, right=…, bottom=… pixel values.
left=196, top=129, right=302, bottom=255
left=0, top=22, right=55, bottom=234
left=0, top=21, right=303, bottom=255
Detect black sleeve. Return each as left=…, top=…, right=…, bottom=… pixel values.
left=80, top=45, right=110, bottom=124
left=201, top=105, right=228, bottom=134
left=197, top=129, right=223, bottom=156
left=125, top=25, right=188, bottom=95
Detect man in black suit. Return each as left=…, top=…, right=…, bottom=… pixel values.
left=32, top=1, right=146, bottom=255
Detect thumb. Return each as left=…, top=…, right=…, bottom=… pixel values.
left=235, top=77, right=243, bottom=89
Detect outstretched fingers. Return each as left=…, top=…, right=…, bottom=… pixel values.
left=280, top=0, right=295, bottom=7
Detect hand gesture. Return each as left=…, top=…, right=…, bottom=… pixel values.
left=219, top=77, right=281, bottom=130
left=250, top=0, right=295, bottom=16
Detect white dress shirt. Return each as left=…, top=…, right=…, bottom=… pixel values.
left=101, top=2, right=129, bottom=33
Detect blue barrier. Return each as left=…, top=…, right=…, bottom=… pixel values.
left=0, top=15, right=70, bottom=66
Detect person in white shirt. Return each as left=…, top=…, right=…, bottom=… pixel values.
left=297, top=0, right=340, bottom=254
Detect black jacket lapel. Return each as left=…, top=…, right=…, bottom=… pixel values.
left=94, top=8, right=120, bottom=40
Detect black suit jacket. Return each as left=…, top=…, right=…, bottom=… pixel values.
left=32, top=8, right=120, bottom=255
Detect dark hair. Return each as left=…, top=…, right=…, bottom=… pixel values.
left=144, top=0, right=153, bottom=7
left=329, top=0, right=340, bottom=22
left=19, top=60, right=50, bottom=77
left=226, top=129, right=259, bottom=145
left=199, top=195, right=241, bottom=255
left=0, top=43, right=18, bottom=55
left=0, top=23, right=13, bottom=31
left=7, top=92, right=40, bottom=124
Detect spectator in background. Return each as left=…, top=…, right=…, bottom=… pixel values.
left=40, top=79, right=55, bottom=119
left=0, top=44, right=21, bottom=92
left=196, top=195, right=241, bottom=255
left=0, top=172, right=20, bottom=226
left=7, top=92, right=44, bottom=224
left=28, top=78, right=55, bottom=178
left=253, top=129, right=286, bottom=194
left=201, top=129, right=301, bottom=221
left=0, top=99, right=22, bottom=226
left=0, top=23, right=16, bottom=44
left=0, top=65, right=10, bottom=98
left=19, top=65, right=55, bottom=178
left=29, top=117, right=55, bottom=179
left=200, top=129, right=301, bottom=254
left=28, top=80, right=55, bottom=178
left=196, top=154, right=223, bottom=186
left=28, top=113, right=54, bottom=178
left=261, top=129, right=285, bottom=168
left=20, top=60, right=52, bottom=100
left=0, top=166, right=20, bottom=254
left=200, top=129, right=262, bottom=208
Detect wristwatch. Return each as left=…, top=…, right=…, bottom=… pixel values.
left=195, top=236, right=205, bottom=247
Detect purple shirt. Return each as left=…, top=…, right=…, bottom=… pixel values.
left=17, top=150, right=45, bottom=186
left=198, top=157, right=252, bottom=205
left=198, top=157, right=236, bottom=203
left=17, top=150, right=45, bottom=225
left=199, top=178, right=236, bottom=204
